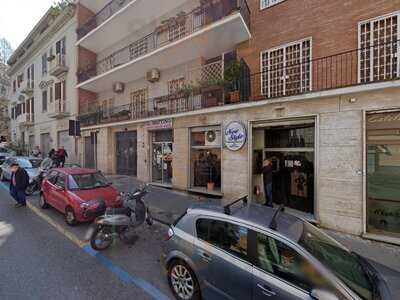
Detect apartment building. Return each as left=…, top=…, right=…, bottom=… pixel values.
left=76, top=0, right=400, bottom=244
left=0, top=62, right=10, bottom=142
left=7, top=4, right=77, bottom=161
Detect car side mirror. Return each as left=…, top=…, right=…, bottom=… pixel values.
left=311, top=289, right=339, bottom=300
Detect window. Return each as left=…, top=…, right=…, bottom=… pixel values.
left=17, top=74, right=23, bottom=88
left=56, top=37, right=66, bottom=55
left=190, top=126, right=222, bottom=192
left=42, top=53, right=48, bottom=76
left=13, top=80, right=16, bottom=92
left=359, top=13, right=399, bottom=83
left=261, top=0, right=285, bottom=9
left=256, top=233, right=340, bottom=295
left=49, top=86, right=53, bottom=103
left=261, top=39, right=311, bottom=97
left=169, top=22, right=186, bottom=42
left=55, top=174, right=66, bottom=188
left=129, top=38, right=148, bottom=60
left=196, top=218, right=248, bottom=260
left=47, top=170, right=58, bottom=185
left=130, top=88, right=148, bottom=118
left=42, top=90, right=48, bottom=112
left=27, top=64, right=34, bottom=89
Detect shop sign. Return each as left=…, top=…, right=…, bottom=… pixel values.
left=367, top=111, right=400, bottom=129
left=224, top=121, right=247, bottom=151
left=145, top=119, right=173, bottom=130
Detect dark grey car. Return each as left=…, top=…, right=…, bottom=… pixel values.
left=162, top=199, right=400, bottom=300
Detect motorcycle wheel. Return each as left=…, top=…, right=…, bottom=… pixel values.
left=90, top=226, right=113, bottom=251
left=25, top=183, right=36, bottom=196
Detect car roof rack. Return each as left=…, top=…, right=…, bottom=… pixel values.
left=224, top=196, right=248, bottom=215
left=269, top=204, right=285, bottom=230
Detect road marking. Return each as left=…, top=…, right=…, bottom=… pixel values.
left=0, top=181, right=171, bottom=300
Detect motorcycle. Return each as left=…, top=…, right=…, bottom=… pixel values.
left=25, top=169, right=47, bottom=196
left=87, top=185, right=153, bottom=251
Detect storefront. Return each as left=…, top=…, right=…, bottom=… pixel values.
left=190, top=126, right=222, bottom=195
left=151, top=129, right=173, bottom=186
left=365, top=110, right=400, bottom=241
left=115, top=130, right=137, bottom=176
left=251, top=118, right=316, bottom=218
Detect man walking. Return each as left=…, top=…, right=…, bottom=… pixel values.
left=57, top=146, right=68, bottom=168
left=262, top=159, right=273, bottom=207
left=9, top=163, right=29, bottom=208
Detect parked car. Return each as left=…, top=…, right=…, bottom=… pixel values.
left=0, top=156, right=42, bottom=182
left=162, top=199, right=400, bottom=300
left=0, top=148, right=16, bottom=165
left=40, top=168, right=122, bottom=225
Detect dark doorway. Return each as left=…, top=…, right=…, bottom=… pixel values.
left=84, top=135, right=96, bottom=169
left=116, top=131, right=137, bottom=176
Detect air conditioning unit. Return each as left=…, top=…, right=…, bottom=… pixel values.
left=205, top=130, right=221, bottom=146
left=146, top=68, right=160, bottom=83
left=113, top=82, right=125, bottom=94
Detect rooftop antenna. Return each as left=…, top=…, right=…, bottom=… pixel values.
left=223, top=196, right=248, bottom=215
left=269, top=204, right=285, bottom=230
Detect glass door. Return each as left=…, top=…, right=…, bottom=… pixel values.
left=152, top=142, right=173, bottom=185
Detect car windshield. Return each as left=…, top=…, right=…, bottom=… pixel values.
left=17, top=159, right=33, bottom=169
left=298, top=222, right=374, bottom=300
left=68, top=172, right=109, bottom=190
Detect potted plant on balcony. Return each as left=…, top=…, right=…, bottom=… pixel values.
left=224, top=61, right=242, bottom=103
left=198, top=77, right=225, bottom=107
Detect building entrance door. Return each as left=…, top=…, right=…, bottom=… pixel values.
left=151, top=130, right=173, bottom=185
left=252, top=119, right=316, bottom=215
left=84, top=135, right=96, bottom=169
left=40, top=133, right=51, bottom=158
left=116, top=131, right=137, bottom=176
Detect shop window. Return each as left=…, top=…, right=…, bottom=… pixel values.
left=190, top=126, right=222, bottom=193
left=151, top=130, right=173, bottom=185
left=366, top=111, right=400, bottom=239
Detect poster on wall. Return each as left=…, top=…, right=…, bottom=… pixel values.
left=224, top=121, right=247, bottom=151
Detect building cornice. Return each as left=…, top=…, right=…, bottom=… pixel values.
left=7, top=5, right=76, bottom=76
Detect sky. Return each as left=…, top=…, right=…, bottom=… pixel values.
left=0, top=0, right=56, bottom=50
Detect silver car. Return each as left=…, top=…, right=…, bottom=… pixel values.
left=0, top=156, right=42, bottom=183
left=162, top=198, right=400, bottom=300
left=0, top=147, right=16, bottom=165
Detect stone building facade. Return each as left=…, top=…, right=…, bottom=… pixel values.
left=0, top=62, right=10, bottom=141
left=75, top=0, right=400, bottom=244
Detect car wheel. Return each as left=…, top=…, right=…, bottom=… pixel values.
left=65, top=207, right=77, bottom=226
left=168, top=260, right=200, bottom=300
left=39, top=193, right=49, bottom=209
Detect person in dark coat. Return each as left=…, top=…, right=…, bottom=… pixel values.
left=262, top=159, right=273, bottom=207
left=57, top=146, right=68, bottom=168
left=9, top=163, right=29, bottom=207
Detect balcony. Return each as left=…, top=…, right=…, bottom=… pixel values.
left=77, top=0, right=251, bottom=92
left=18, top=114, right=34, bottom=127
left=21, top=81, right=34, bottom=96
left=48, top=98, right=70, bottom=119
left=77, top=40, right=400, bottom=128
left=77, top=0, right=189, bottom=49
left=49, top=54, right=68, bottom=78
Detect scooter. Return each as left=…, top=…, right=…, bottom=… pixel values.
left=25, top=169, right=47, bottom=196
left=87, top=185, right=153, bottom=251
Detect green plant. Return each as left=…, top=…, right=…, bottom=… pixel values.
left=224, top=61, right=242, bottom=91
left=52, top=0, right=73, bottom=12
left=178, top=82, right=198, bottom=97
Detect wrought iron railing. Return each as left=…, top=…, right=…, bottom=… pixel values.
left=77, top=0, right=251, bottom=83
left=78, top=40, right=400, bottom=127
left=77, top=0, right=134, bottom=40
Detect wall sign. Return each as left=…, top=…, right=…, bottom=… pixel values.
left=145, top=119, right=173, bottom=130
left=224, top=121, right=246, bottom=151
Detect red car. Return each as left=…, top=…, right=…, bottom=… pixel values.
left=40, top=168, right=122, bottom=225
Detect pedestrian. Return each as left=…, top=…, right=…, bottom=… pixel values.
left=48, top=148, right=56, bottom=159
left=57, top=146, right=68, bottom=168
left=31, top=146, right=41, bottom=158
left=262, top=159, right=273, bottom=207
left=9, top=163, right=29, bottom=208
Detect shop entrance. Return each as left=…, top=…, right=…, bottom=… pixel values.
left=151, top=130, right=173, bottom=185
left=116, top=131, right=137, bottom=176
left=252, top=119, right=315, bottom=215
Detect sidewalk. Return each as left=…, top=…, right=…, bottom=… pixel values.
left=107, top=175, right=400, bottom=272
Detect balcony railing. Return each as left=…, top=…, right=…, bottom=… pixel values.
left=77, top=0, right=251, bottom=84
left=49, top=54, right=68, bottom=77
left=77, top=0, right=134, bottom=40
left=48, top=98, right=69, bottom=119
left=78, top=40, right=400, bottom=127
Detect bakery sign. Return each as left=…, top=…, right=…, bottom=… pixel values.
left=145, top=119, right=173, bottom=130
left=224, top=121, right=247, bottom=151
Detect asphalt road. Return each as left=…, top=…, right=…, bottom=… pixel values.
left=0, top=182, right=172, bottom=300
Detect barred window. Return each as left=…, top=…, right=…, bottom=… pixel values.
left=260, top=0, right=285, bottom=9
left=359, top=13, right=399, bottom=83
left=261, top=39, right=311, bottom=98
left=130, top=88, right=148, bottom=118
left=168, top=77, right=185, bottom=95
